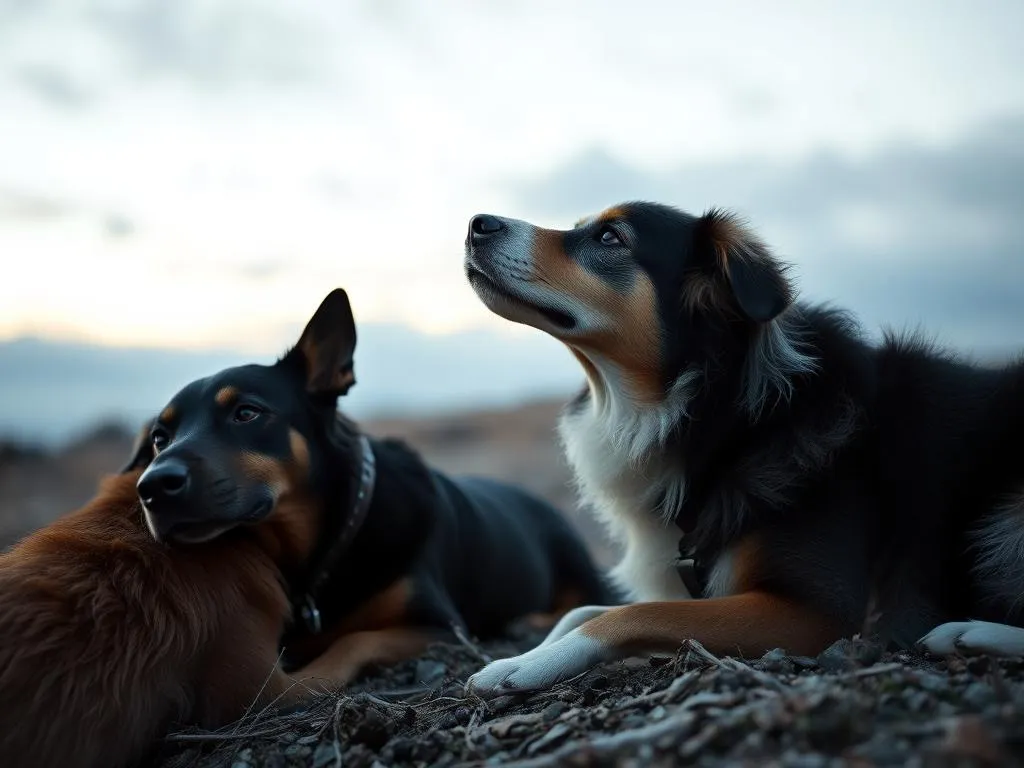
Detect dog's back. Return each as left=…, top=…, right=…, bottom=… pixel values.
left=426, top=471, right=617, bottom=636
left=0, top=472, right=286, bottom=768
left=871, top=338, right=1024, bottom=635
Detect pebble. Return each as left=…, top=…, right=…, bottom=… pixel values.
left=526, top=723, right=572, bottom=755
left=541, top=701, right=569, bottom=722
left=311, top=742, right=339, bottom=768
left=816, top=638, right=857, bottom=673
left=151, top=636, right=1024, bottom=768
left=759, top=648, right=796, bottom=674
left=962, top=681, right=996, bottom=710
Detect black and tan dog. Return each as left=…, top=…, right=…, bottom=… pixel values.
left=462, top=202, right=1024, bottom=696
left=129, top=287, right=613, bottom=670
left=0, top=288, right=610, bottom=768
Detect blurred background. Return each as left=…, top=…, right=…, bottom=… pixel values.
left=1, top=0, right=1022, bottom=551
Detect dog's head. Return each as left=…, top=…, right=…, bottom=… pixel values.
left=465, top=202, right=797, bottom=404
left=122, top=288, right=358, bottom=546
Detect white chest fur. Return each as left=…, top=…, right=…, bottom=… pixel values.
left=557, top=392, right=694, bottom=603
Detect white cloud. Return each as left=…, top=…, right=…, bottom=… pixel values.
left=0, top=0, right=1022, bottom=348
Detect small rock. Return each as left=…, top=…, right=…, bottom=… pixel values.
left=916, top=671, right=950, bottom=693
left=541, top=701, right=568, bottom=722
left=791, top=655, right=818, bottom=670
left=619, top=713, right=647, bottom=731
left=526, top=722, right=573, bottom=755
left=230, top=748, right=254, bottom=768
left=962, top=681, right=996, bottom=710
left=284, top=742, right=312, bottom=759
left=311, top=742, right=340, bottom=768
left=817, top=638, right=857, bottom=673
left=759, top=648, right=796, bottom=674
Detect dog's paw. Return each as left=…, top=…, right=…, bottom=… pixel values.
left=466, top=630, right=608, bottom=697
left=538, top=605, right=614, bottom=647
left=919, top=620, right=1024, bottom=658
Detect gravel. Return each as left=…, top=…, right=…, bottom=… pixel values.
left=149, top=626, right=1024, bottom=767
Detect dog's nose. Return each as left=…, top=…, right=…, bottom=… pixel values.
left=138, top=459, right=191, bottom=503
left=469, top=214, right=504, bottom=240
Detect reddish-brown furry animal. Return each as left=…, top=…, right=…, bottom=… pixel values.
left=0, top=461, right=415, bottom=768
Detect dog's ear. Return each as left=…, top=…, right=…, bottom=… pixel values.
left=120, top=418, right=156, bottom=473
left=695, top=209, right=793, bottom=323
left=280, top=288, right=358, bottom=400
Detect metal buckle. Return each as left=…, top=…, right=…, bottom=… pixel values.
left=300, top=594, right=322, bottom=634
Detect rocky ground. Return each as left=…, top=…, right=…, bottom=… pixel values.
left=5, top=403, right=1024, bottom=766
left=151, top=629, right=1024, bottom=767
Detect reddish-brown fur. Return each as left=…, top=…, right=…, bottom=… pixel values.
left=0, top=470, right=406, bottom=768
left=579, top=592, right=838, bottom=658
left=579, top=533, right=838, bottom=657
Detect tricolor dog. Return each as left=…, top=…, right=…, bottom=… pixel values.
left=462, top=201, right=1024, bottom=695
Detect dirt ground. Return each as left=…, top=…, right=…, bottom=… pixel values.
left=4, top=402, right=1024, bottom=766
left=150, top=629, right=1024, bottom=767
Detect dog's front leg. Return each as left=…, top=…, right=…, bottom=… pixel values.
left=466, top=591, right=838, bottom=696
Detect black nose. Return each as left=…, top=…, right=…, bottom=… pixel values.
left=138, top=459, right=191, bottom=503
left=469, top=214, right=504, bottom=240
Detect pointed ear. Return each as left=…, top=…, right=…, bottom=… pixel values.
left=697, top=209, right=793, bottom=322
left=280, top=288, right=358, bottom=399
left=120, top=418, right=156, bottom=473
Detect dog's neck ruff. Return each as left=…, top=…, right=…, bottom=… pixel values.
left=296, top=433, right=377, bottom=634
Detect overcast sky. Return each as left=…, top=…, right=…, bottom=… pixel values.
left=0, top=0, right=1022, bottom=438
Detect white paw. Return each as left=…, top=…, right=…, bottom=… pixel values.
left=466, top=629, right=609, bottom=697
left=919, top=620, right=1024, bottom=658
left=538, top=605, right=614, bottom=647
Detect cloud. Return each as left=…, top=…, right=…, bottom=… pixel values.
left=15, top=64, right=91, bottom=108
left=0, top=0, right=335, bottom=107
left=507, top=116, right=1024, bottom=355
left=0, top=324, right=580, bottom=444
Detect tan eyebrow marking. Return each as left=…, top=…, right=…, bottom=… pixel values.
left=214, top=386, right=239, bottom=407
left=596, top=206, right=627, bottom=224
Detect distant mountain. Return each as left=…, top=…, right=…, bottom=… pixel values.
left=0, top=325, right=582, bottom=445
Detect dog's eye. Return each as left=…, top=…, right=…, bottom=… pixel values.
left=233, top=404, right=262, bottom=424
left=151, top=428, right=170, bottom=451
left=598, top=225, right=621, bottom=247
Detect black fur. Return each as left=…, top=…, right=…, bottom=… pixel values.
left=130, top=288, right=616, bottom=667
left=626, top=202, right=1024, bottom=648
left=469, top=200, right=1024, bottom=651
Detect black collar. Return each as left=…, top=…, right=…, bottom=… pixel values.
left=295, top=433, right=377, bottom=634
left=677, top=530, right=710, bottom=599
